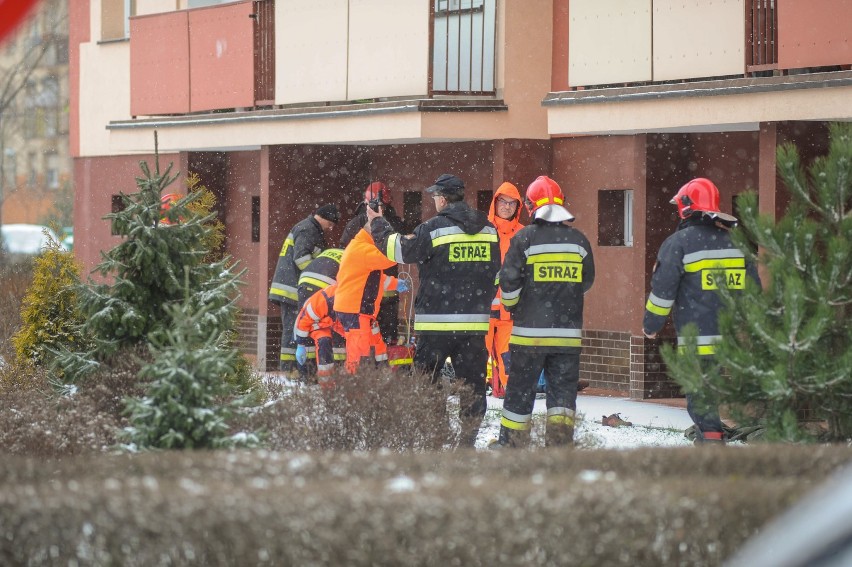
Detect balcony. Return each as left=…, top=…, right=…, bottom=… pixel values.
left=556, top=0, right=851, bottom=91
left=129, top=0, right=497, bottom=118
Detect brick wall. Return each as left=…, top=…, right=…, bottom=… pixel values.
left=629, top=336, right=682, bottom=399
left=580, top=330, right=631, bottom=393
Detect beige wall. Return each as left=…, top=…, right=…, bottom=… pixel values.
left=347, top=0, right=429, bottom=100
left=653, top=0, right=743, bottom=81
left=79, top=42, right=132, bottom=157
left=569, top=0, right=652, bottom=87
left=135, top=0, right=180, bottom=16
left=276, top=0, right=348, bottom=104
left=547, top=84, right=852, bottom=136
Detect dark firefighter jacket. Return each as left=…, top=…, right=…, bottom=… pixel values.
left=297, top=247, right=343, bottom=296
left=643, top=216, right=761, bottom=355
left=371, top=201, right=500, bottom=335
left=340, top=202, right=405, bottom=297
left=268, top=216, right=327, bottom=305
left=499, top=220, right=595, bottom=352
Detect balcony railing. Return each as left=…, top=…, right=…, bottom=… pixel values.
left=430, top=0, right=496, bottom=95
left=562, top=0, right=850, bottom=90
left=129, top=0, right=497, bottom=117
left=746, top=0, right=777, bottom=72
left=130, top=0, right=272, bottom=117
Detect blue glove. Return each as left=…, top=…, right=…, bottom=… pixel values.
left=397, top=280, right=409, bottom=293
left=295, top=345, right=307, bottom=366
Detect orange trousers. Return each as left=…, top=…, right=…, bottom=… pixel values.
left=343, top=314, right=388, bottom=374
left=486, top=318, right=512, bottom=395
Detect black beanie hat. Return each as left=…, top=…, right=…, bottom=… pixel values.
left=315, top=204, right=340, bottom=223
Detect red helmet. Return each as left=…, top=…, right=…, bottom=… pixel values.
left=364, top=181, right=391, bottom=204
left=525, top=176, right=574, bottom=222
left=670, top=178, right=723, bottom=219
left=160, top=193, right=182, bottom=225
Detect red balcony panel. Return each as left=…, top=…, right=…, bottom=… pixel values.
left=130, top=11, right=190, bottom=116
left=189, top=1, right=255, bottom=113
left=777, top=0, right=852, bottom=70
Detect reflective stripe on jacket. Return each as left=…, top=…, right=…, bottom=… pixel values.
left=643, top=216, right=761, bottom=355
left=268, top=216, right=326, bottom=305
left=499, top=221, right=595, bottom=352
left=298, top=248, right=343, bottom=296
left=371, top=201, right=500, bottom=335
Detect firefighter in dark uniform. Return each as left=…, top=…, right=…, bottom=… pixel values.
left=643, top=177, right=760, bottom=444
left=268, top=204, right=339, bottom=373
left=296, top=247, right=344, bottom=373
left=367, top=173, right=500, bottom=447
left=340, top=182, right=406, bottom=346
left=490, top=176, right=595, bottom=449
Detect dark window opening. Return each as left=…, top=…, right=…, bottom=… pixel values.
left=251, top=196, right=261, bottom=242
left=403, top=192, right=422, bottom=233
left=476, top=190, right=493, bottom=214
left=110, top=194, right=126, bottom=236
left=598, top=189, right=633, bottom=247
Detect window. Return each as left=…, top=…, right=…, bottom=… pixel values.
left=101, top=0, right=135, bottom=41
left=598, top=189, right=634, bottom=247
left=403, top=192, right=423, bottom=234
left=46, top=154, right=61, bottom=189
left=3, top=149, right=16, bottom=188
left=27, top=152, right=37, bottom=187
left=432, top=0, right=495, bottom=93
left=476, top=190, right=493, bottom=214
left=251, top=196, right=261, bottom=242
left=111, top=195, right=126, bottom=235
left=435, top=0, right=484, bottom=14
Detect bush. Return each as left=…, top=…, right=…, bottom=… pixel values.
left=0, top=362, right=123, bottom=457
left=0, top=261, right=33, bottom=362
left=247, top=367, right=466, bottom=452
left=12, top=235, right=86, bottom=375
left=1, top=445, right=850, bottom=566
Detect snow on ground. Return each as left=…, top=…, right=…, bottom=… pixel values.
left=263, top=372, right=694, bottom=450
left=477, top=393, right=694, bottom=450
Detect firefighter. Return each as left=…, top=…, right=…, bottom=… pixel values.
left=643, top=178, right=760, bottom=444
left=294, top=284, right=346, bottom=385
left=485, top=182, right=524, bottom=398
left=367, top=173, right=500, bottom=447
left=268, top=204, right=339, bottom=373
left=490, top=176, right=595, bottom=449
left=340, top=182, right=406, bottom=346
left=334, top=224, right=409, bottom=375
left=296, top=247, right=345, bottom=372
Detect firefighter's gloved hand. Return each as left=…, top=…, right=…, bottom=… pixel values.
left=295, top=345, right=307, bottom=366
left=397, top=280, right=409, bottom=293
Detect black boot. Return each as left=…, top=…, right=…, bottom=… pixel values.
left=545, top=422, right=574, bottom=448
left=488, top=425, right=529, bottom=450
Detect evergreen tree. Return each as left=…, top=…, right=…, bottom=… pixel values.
left=663, top=123, right=852, bottom=442
left=58, top=139, right=245, bottom=381
left=121, top=272, right=259, bottom=450
left=12, top=232, right=87, bottom=375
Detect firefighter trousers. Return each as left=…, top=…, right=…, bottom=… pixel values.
left=278, top=301, right=298, bottom=372
left=338, top=313, right=388, bottom=374
left=485, top=318, right=512, bottom=390
left=415, top=333, right=488, bottom=446
left=502, top=349, right=580, bottom=435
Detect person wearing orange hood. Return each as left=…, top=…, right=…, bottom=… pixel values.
left=334, top=221, right=408, bottom=374
left=486, top=182, right=524, bottom=398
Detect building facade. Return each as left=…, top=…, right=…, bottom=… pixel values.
left=69, top=0, right=852, bottom=397
left=0, top=0, right=71, bottom=228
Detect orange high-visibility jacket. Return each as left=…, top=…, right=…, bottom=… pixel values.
left=489, top=182, right=524, bottom=322
left=334, top=228, right=399, bottom=317
left=294, top=284, right=343, bottom=344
